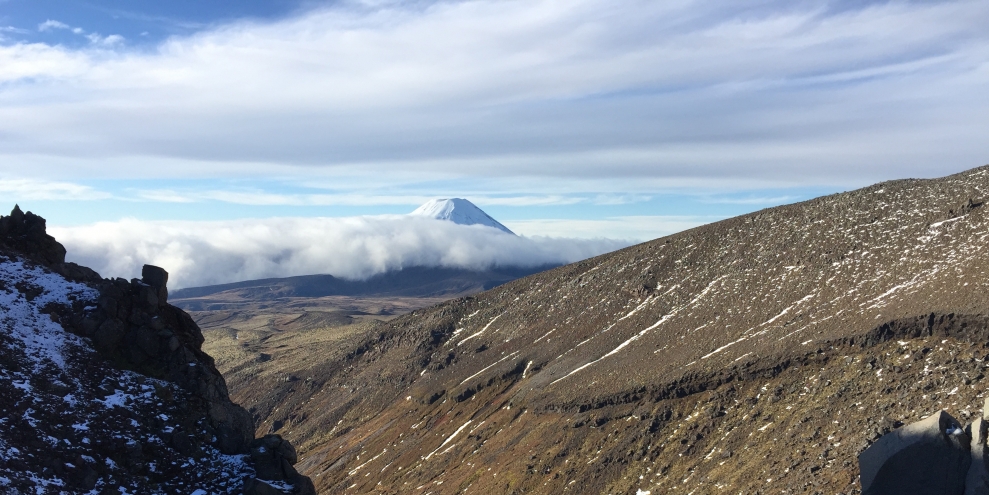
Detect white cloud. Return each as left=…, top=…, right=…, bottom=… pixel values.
left=50, top=216, right=629, bottom=288
left=132, top=188, right=593, bottom=207
left=87, top=33, right=125, bottom=46
left=34, top=19, right=123, bottom=47
left=1, top=26, right=30, bottom=35
left=506, top=216, right=717, bottom=242
left=37, top=20, right=72, bottom=32
left=0, top=179, right=111, bottom=201
left=700, top=195, right=801, bottom=206
left=0, top=0, right=985, bottom=189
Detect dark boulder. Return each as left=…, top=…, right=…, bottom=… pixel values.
left=245, top=435, right=317, bottom=495
left=0, top=204, right=65, bottom=265
left=0, top=205, right=100, bottom=283
left=860, top=396, right=989, bottom=494
left=142, top=264, right=169, bottom=304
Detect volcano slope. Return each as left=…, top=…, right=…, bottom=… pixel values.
left=235, top=166, right=989, bottom=494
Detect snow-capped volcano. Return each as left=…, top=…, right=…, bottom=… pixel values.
left=410, top=198, right=515, bottom=235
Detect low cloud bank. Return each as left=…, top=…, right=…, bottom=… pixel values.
left=50, top=216, right=630, bottom=289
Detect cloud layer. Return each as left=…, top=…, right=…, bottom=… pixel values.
left=50, top=216, right=629, bottom=289
left=1, top=0, right=987, bottom=189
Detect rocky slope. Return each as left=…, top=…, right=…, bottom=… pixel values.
left=0, top=206, right=314, bottom=494
left=222, top=165, right=989, bottom=494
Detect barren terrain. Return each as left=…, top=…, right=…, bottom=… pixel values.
left=203, top=166, right=989, bottom=494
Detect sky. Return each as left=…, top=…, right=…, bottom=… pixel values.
left=1, top=0, right=987, bottom=286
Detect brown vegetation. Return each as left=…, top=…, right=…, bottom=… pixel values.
left=203, top=166, right=989, bottom=494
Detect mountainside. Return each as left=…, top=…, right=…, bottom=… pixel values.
left=225, top=165, right=989, bottom=494
left=170, top=266, right=553, bottom=311
left=0, top=207, right=314, bottom=494
left=410, top=198, right=516, bottom=235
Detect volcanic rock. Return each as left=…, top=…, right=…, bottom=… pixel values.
left=0, top=206, right=314, bottom=493
left=859, top=410, right=970, bottom=494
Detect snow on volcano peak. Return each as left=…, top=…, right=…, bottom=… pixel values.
left=410, top=198, right=515, bottom=235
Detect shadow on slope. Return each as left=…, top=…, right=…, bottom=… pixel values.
left=172, top=265, right=557, bottom=311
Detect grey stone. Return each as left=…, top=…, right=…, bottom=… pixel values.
left=248, top=434, right=304, bottom=482
left=141, top=264, right=168, bottom=304
left=965, top=417, right=989, bottom=495
left=244, top=433, right=316, bottom=495
left=859, top=410, right=971, bottom=495
left=77, top=315, right=101, bottom=337
left=93, top=318, right=125, bottom=354
left=133, top=325, right=160, bottom=357
left=139, top=284, right=159, bottom=309
left=98, top=295, right=117, bottom=319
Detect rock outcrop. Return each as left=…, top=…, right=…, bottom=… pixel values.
left=73, top=265, right=255, bottom=455
left=968, top=404, right=989, bottom=495
left=859, top=410, right=971, bottom=494
left=0, top=204, right=100, bottom=283
left=0, top=206, right=315, bottom=494
left=245, top=435, right=318, bottom=495
left=859, top=397, right=989, bottom=495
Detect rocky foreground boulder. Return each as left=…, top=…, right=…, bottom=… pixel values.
left=0, top=205, right=314, bottom=494
left=860, top=400, right=989, bottom=495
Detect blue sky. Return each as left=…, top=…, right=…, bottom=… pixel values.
left=0, top=0, right=306, bottom=47
left=1, top=0, right=987, bottom=284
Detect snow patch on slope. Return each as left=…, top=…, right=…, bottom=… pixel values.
left=0, top=255, right=254, bottom=493
left=0, top=258, right=97, bottom=372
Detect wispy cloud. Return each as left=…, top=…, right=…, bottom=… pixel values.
left=51, top=216, right=629, bottom=288
left=0, top=179, right=111, bottom=201
left=37, top=20, right=76, bottom=33
left=132, top=188, right=591, bottom=207
left=700, top=195, right=802, bottom=206
left=590, top=194, right=653, bottom=206
left=506, top=216, right=719, bottom=242
left=87, top=33, right=124, bottom=46
left=1, top=26, right=30, bottom=35
left=36, top=19, right=123, bottom=46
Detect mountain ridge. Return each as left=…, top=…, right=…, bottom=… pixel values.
left=215, top=165, right=989, bottom=494
left=170, top=265, right=558, bottom=315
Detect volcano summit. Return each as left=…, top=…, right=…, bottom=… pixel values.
left=410, top=198, right=516, bottom=235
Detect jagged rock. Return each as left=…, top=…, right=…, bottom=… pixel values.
left=250, top=434, right=298, bottom=480
left=142, top=263, right=169, bottom=304
left=0, top=205, right=100, bottom=284
left=0, top=206, right=314, bottom=491
left=0, top=204, right=66, bottom=265
left=93, top=317, right=126, bottom=354
left=245, top=435, right=317, bottom=495
left=71, top=265, right=255, bottom=454
left=859, top=410, right=971, bottom=495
